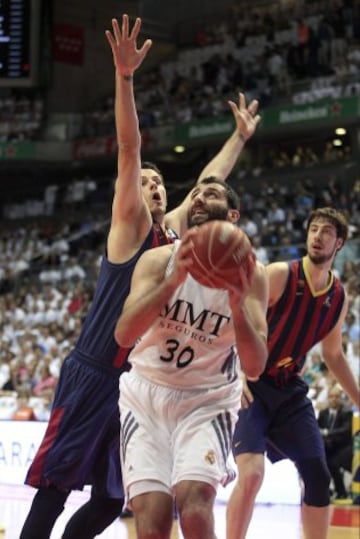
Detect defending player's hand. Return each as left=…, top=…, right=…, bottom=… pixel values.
left=105, top=14, right=152, bottom=76
left=228, top=93, right=261, bottom=142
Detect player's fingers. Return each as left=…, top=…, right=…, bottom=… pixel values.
left=252, top=114, right=261, bottom=127
left=105, top=30, right=115, bottom=49
left=129, top=16, right=142, bottom=40
left=239, top=92, right=246, bottom=109
left=248, top=99, right=259, bottom=116
left=139, top=39, right=153, bottom=57
left=182, top=227, right=199, bottom=243
left=112, top=18, right=122, bottom=43
left=122, top=13, right=129, bottom=39
left=177, top=238, right=195, bottom=261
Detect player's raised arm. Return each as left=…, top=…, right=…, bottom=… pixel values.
left=198, top=92, right=261, bottom=181
left=105, top=15, right=153, bottom=260
left=165, top=93, right=261, bottom=237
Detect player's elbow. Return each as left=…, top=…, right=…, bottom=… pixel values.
left=241, top=350, right=267, bottom=380
left=242, top=364, right=264, bottom=380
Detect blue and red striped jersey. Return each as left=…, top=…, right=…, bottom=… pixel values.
left=265, top=258, right=345, bottom=384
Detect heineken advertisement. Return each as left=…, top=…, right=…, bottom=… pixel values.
left=174, top=96, right=359, bottom=145
left=0, top=142, right=36, bottom=160
left=262, top=96, right=359, bottom=129
left=174, top=119, right=234, bottom=144
left=1, top=97, right=359, bottom=161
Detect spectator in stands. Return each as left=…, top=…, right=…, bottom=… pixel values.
left=302, top=350, right=323, bottom=387
left=267, top=200, right=286, bottom=224
left=345, top=274, right=360, bottom=318
left=31, top=363, right=58, bottom=401
left=12, top=360, right=33, bottom=399
left=317, top=15, right=334, bottom=71
left=242, top=214, right=259, bottom=239
left=318, top=385, right=353, bottom=501
left=313, top=361, right=338, bottom=413
left=296, top=18, right=311, bottom=78
left=342, top=309, right=360, bottom=344
left=0, top=345, right=15, bottom=391
left=251, top=235, right=269, bottom=265
left=275, top=231, right=302, bottom=261
left=267, top=45, right=291, bottom=95
left=342, top=331, right=360, bottom=381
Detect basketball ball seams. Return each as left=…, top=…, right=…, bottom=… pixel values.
left=207, top=223, right=249, bottom=270
left=187, top=220, right=254, bottom=289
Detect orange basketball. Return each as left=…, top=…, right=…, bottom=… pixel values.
left=187, top=220, right=255, bottom=289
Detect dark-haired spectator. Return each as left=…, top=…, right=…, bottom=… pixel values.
left=32, top=364, right=58, bottom=401
left=318, top=385, right=353, bottom=501
left=275, top=232, right=302, bottom=261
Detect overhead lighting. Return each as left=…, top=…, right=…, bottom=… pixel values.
left=174, top=145, right=185, bottom=153
left=335, top=127, right=346, bottom=136
left=333, top=138, right=343, bottom=147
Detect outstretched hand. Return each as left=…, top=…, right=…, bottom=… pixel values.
left=228, top=93, right=261, bottom=142
left=105, top=14, right=152, bottom=76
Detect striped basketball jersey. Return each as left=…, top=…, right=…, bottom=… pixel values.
left=265, top=257, right=345, bottom=385
left=74, top=223, right=176, bottom=374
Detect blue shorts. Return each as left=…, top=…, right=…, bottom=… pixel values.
left=25, top=353, right=124, bottom=499
left=232, top=375, right=325, bottom=464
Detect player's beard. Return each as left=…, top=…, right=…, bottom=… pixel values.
left=187, top=206, right=229, bottom=228
left=308, top=245, right=338, bottom=265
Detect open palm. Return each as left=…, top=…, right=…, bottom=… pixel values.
left=105, top=14, right=152, bottom=75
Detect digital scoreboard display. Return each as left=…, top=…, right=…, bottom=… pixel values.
left=0, top=0, right=40, bottom=86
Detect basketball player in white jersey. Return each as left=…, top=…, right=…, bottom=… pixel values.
left=114, top=178, right=268, bottom=539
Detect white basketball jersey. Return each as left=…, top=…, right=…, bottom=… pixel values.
left=128, top=241, right=241, bottom=390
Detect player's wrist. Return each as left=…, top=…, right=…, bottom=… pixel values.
left=238, top=132, right=247, bottom=144
left=122, top=73, right=133, bottom=81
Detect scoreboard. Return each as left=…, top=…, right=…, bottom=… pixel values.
left=0, top=0, right=40, bottom=86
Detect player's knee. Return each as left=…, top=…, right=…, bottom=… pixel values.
left=131, top=489, right=174, bottom=537
left=179, top=487, right=215, bottom=534
left=236, top=454, right=265, bottom=491
left=180, top=502, right=212, bottom=532
left=297, top=457, right=331, bottom=507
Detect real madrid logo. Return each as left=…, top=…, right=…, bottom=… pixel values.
left=205, top=450, right=216, bottom=465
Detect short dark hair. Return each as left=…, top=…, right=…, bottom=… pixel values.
left=306, top=207, right=349, bottom=242
left=199, top=176, right=241, bottom=211
left=141, top=161, right=163, bottom=177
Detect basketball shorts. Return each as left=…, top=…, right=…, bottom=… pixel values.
left=233, top=375, right=325, bottom=463
left=25, top=355, right=124, bottom=499
left=119, top=369, right=241, bottom=499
